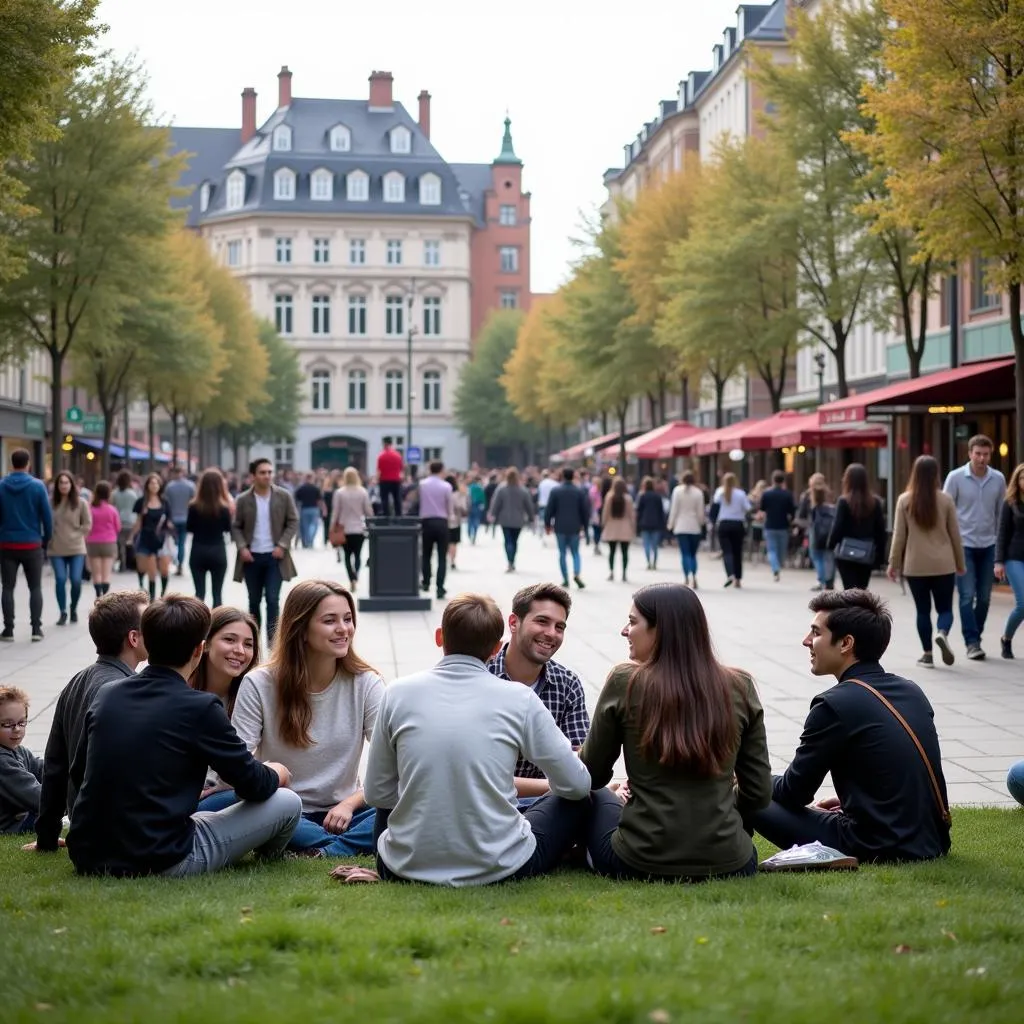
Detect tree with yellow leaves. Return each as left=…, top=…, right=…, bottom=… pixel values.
left=862, top=0, right=1024, bottom=455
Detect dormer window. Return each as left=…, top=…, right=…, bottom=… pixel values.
left=346, top=169, right=369, bottom=202
left=311, top=168, right=333, bottom=201
left=390, top=125, right=412, bottom=154
left=272, top=124, right=292, bottom=152
left=199, top=182, right=211, bottom=213
left=419, top=173, right=441, bottom=206
left=330, top=124, right=351, bottom=152
left=225, top=170, right=245, bottom=211
left=274, top=168, right=296, bottom=201
left=383, top=171, right=405, bottom=203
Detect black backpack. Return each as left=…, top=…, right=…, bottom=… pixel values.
left=811, top=503, right=836, bottom=549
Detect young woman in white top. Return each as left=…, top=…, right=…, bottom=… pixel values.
left=667, top=471, right=707, bottom=588
left=713, top=472, right=751, bottom=588
left=228, top=578, right=385, bottom=858
left=330, top=467, right=374, bottom=588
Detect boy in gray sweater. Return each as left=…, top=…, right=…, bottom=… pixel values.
left=0, top=686, right=43, bottom=834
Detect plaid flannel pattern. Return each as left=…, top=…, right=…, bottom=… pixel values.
left=487, top=645, right=591, bottom=779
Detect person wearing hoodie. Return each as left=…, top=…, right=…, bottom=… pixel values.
left=0, top=449, right=53, bottom=643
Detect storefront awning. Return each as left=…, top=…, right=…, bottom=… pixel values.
left=625, top=421, right=699, bottom=460
left=818, top=358, right=1016, bottom=425
left=770, top=413, right=888, bottom=449
left=551, top=431, right=626, bottom=463
left=699, top=410, right=816, bottom=454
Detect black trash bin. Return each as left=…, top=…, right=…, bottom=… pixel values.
left=358, top=516, right=431, bottom=612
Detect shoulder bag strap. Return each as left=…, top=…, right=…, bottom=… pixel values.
left=849, top=679, right=951, bottom=826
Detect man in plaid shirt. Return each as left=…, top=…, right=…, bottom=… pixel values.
left=487, top=583, right=590, bottom=798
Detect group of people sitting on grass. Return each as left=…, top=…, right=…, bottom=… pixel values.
left=0, top=578, right=962, bottom=883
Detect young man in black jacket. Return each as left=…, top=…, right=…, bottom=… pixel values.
left=753, top=589, right=951, bottom=863
left=544, top=469, right=591, bottom=590
left=30, top=591, right=150, bottom=852
left=64, top=594, right=301, bottom=877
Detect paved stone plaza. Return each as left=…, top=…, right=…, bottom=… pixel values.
left=3, top=528, right=1021, bottom=805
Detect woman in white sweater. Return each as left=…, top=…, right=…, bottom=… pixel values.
left=229, top=579, right=385, bottom=858
left=667, top=471, right=706, bottom=588
left=330, top=467, right=374, bottom=586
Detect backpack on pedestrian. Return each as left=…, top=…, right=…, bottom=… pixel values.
left=812, top=503, right=836, bottom=550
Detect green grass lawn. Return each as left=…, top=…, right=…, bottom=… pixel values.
left=3, top=809, right=1023, bottom=1024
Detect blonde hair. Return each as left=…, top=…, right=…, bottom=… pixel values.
left=343, top=467, right=360, bottom=487
left=721, top=472, right=737, bottom=504
left=1007, top=463, right=1024, bottom=506
left=0, top=685, right=29, bottom=710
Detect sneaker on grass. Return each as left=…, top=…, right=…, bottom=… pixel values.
left=759, top=841, right=858, bottom=873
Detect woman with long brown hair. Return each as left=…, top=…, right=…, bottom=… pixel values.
left=189, top=606, right=260, bottom=715
left=131, top=472, right=173, bottom=601
left=995, top=462, right=1024, bottom=661
left=712, top=471, right=751, bottom=588
left=229, top=579, right=385, bottom=857
left=186, top=468, right=233, bottom=607
left=49, top=471, right=92, bottom=626
left=85, top=481, right=119, bottom=600
left=488, top=466, right=535, bottom=572
left=601, top=477, right=636, bottom=582
left=888, top=455, right=965, bottom=667
left=827, top=463, right=886, bottom=591
left=580, top=583, right=770, bottom=881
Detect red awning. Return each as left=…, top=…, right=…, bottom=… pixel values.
left=668, top=427, right=721, bottom=456
left=702, top=410, right=813, bottom=453
left=626, top=421, right=699, bottom=460
left=551, top=431, right=623, bottom=463
left=770, top=413, right=888, bottom=449
left=818, top=358, right=1016, bottom=425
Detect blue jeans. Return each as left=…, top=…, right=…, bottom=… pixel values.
left=556, top=533, right=581, bottom=581
left=242, top=552, right=283, bottom=640
left=1007, top=760, right=1024, bottom=807
left=502, top=527, right=521, bottom=567
left=299, top=507, right=320, bottom=548
left=198, top=789, right=376, bottom=857
left=810, top=547, right=835, bottom=588
left=51, top=554, right=85, bottom=614
left=641, top=529, right=661, bottom=566
left=957, top=545, right=996, bottom=645
left=174, top=520, right=188, bottom=567
left=468, top=506, right=484, bottom=543
left=676, top=533, right=700, bottom=578
left=1002, top=560, right=1024, bottom=641
left=764, top=529, right=789, bottom=575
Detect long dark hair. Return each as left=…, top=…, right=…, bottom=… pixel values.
left=625, top=583, right=740, bottom=776
left=191, top=468, right=230, bottom=518
left=842, top=463, right=876, bottom=519
left=52, top=471, right=79, bottom=510
left=188, top=607, right=260, bottom=715
left=905, top=455, right=939, bottom=530
left=609, top=478, right=627, bottom=518
left=91, top=480, right=111, bottom=507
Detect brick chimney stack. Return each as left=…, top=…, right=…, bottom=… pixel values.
left=278, top=66, right=292, bottom=108
left=241, top=87, right=257, bottom=143
left=368, top=70, right=394, bottom=111
left=418, top=90, right=431, bottom=139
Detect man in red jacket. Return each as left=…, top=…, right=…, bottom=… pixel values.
left=377, top=438, right=404, bottom=517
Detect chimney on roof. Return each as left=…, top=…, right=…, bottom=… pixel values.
left=418, top=90, right=431, bottom=139
left=278, top=66, right=292, bottom=108
left=241, top=87, right=257, bottom=143
left=368, top=70, right=394, bottom=111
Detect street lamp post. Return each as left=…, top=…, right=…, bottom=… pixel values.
left=406, top=285, right=417, bottom=472
left=813, top=351, right=826, bottom=473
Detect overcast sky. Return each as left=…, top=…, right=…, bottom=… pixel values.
left=97, top=0, right=746, bottom=294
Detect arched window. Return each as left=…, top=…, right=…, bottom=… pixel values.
left=226, top=170, right=245, bottom=211
left=422, top=370, right=442, bottom=412
left=311, top=369, right=331, bottom=411
left=346, top=169, right=369, bottom=201
left=310, top=168, right=333, bottom=201
left=199, top=182, right=211, bottom=213
left=419, top=173, right=441, bottom=206
left=330, top=124, right=351, bottom=152
left=384, top=369, right=405, bottom=412
left=383, top=171, right=405, bottom=203
left=273, top=168, right=295, bottom=201
left=390, top=125, right=412, bottom=154
left=348, top=369, right=367, bottom=411
left=272, top=124, right=292, bottom=151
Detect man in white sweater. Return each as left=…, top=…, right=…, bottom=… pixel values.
left=364, top=593, right=593, bottom=886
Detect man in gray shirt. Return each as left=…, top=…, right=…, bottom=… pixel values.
left=364, top=593, right=592, bottom=886
left=943, top=434, right=1007, bottom=660
left=418, top=460, right=454, bottom=600
left=163, top=468, right=196, bottom=577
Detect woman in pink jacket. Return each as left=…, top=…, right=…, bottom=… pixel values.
left=86, top=481, right=121, bottom=599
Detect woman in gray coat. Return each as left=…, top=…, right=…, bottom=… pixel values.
left=487, top=467, right=535, bottom=572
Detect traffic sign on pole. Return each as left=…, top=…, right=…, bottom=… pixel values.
left=65, top=406, right=83, bottom=424
left=406, top=445, right=422, bottom=465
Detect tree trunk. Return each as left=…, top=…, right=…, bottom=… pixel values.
left=122, top=390, right=132, bottom=468
left=911, top=267, right=931, bottom=380
left=899, top=288, right=920, bottom=379
left=170, top=410, right=180, bottom=468
left=544, top=416, right=551, bottom=463
left=1010, top=282, right=1024, bottom=463
left=49, top=347, right=64, bottom=474
left=681, top=374, right=690, bottom=421
left=647, top=392, right=658, bottom=430
left=830, top=320, right=849, bottom=398
left=100, top=401, right=115, bottom=480
left=147, top=398, right=156, bottom=473
left=658, top=374, right=667, bottom=426
left=600, top=411, right=608, bottom=435
left=714, top=377, right=725, bottom=429
left=617, top=403, right=628, bottom=476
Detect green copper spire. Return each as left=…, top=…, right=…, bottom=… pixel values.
left=494, top=115, right=522, bottom=166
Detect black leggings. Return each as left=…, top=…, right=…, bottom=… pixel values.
left=905, top=573, right=955, bottom=651
left=836, top=558, right=873, bottom=590
left=342, top=533, right=366, bottom=582
left=717, top=520, right=746, bottom=580
left=607, top=541, right=630, bottom=574
left=190, top=544, right=227, bottom=607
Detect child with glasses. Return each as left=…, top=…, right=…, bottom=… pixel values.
left=0, top=686, right=43, bottom=835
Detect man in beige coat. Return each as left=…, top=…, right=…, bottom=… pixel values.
left=231, top=458, right=299, bottom=641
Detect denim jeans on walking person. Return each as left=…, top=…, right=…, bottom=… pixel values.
left=173, top=520, right=188, bottom=568
left=556, top=533, right=581, bottom=581
left=299, top=507, right=320, bottom=549
left=1007, top=760, right=1024, bottom=807
left=641, top=529, right=661, bottom=567
left=162, top=788, right=302, bottom=877
left=198, top=788, right=376, bottom=857
left=810, top=547, right=835, bottom=589
left=1002, top=559, right=1024, bottom=641
left=764, top=529, right=789, bottom=576
left=242, top=552, right=283, bottom=641
left=1, top=548, right=44, bottom=633
left=467, top=506, right=484, bottom=543
left=957, top=545, right=996, bottom=646
left=502, top=527, right=521, bottom=568
left=51, top=554, right=85, bottom=615
left=675, top=533, right=700, bottom=579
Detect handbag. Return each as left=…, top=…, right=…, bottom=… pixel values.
left=849, top=680, right=951, bottom=827
left=835, top=536, right=875, bottom=565
left=329, top=520, right=347, bottom=548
